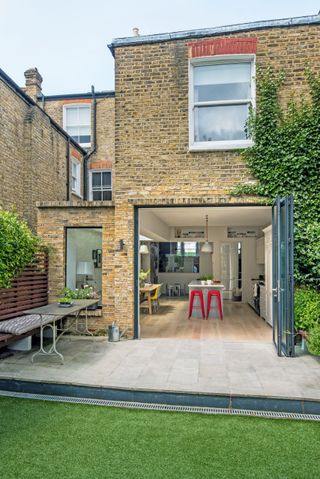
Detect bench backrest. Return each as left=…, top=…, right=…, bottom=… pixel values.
left=0, top=252, right=48, bottom=321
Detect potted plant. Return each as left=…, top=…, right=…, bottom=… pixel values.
left=206, top=275, right=214, bottom=285
left=58, top=296, right=73, bottom=308
left=139, top=269, right=150, bottom=288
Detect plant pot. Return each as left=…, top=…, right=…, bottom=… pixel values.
left=58, top=302, right=73, bottom=308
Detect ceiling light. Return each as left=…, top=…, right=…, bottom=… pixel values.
left=201, top=214, right=213, bottom=254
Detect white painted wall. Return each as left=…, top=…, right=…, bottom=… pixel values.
left=140, top=210, right=171, bottom=241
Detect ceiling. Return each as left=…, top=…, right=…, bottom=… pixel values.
left=143, top=206, right=271, bottom=227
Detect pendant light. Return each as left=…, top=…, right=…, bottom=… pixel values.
left=139, top=243, right=149, bottom=254
left=201, top=214, right=213, bottom=253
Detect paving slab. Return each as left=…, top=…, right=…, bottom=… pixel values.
left=0, top=337, right=319, bottom=401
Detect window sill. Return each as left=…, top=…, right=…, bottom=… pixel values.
left=72, top=191, right=83, bottom=199
left=189, top=140, right=253, bottom=152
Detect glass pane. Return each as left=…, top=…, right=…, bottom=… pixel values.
left=103, top=190, right=112, bottom=200
left=66, top=228, right=102, bottom=305
left=72, top=177, right=76, bottom=190
left=92, top=191, right=102, bottom=200
left=159, top=242, right=200, bottom=273
left=194, top=104, right=249, bottom=142
left=66, top=107, right=78, bottom=125
left=79, top=135, right=91, bottom=144
left=66, top=126, right=79, bottom=141
left=280, top=204, right=287, bottom=347
left=194, top=63, right=251, bottom=101
left=78, top=106, right=91, bottom=124
left=102, top=172, right=111, bottom=187
left=92, top=172, right=101, bottom=187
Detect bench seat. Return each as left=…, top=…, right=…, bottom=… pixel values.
left=0, top=314, right=61, bottom=336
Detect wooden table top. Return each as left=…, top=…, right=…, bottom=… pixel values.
left=140, top=284, right=162, bottom=293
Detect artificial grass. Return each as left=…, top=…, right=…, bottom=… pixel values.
left=0, top=397, right=319, bottom=479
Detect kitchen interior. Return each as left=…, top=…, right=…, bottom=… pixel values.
left=139, top=206, right=273, bottom=341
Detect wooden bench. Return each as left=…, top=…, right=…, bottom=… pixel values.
left=0, top=253, right=48, bottom=350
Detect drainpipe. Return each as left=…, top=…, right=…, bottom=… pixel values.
left=83, top=85, right=97, bottom=200
left=66, top=138, right=70, bottom=200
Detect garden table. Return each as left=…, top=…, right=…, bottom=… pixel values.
left=24, top=299, right=98, bottom=363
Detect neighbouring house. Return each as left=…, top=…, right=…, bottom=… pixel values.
left=4, top=14, right=320, bottom=354
left=0, top=68, right=86, bottom=229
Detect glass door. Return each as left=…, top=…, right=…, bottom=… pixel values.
left=272, top=196, right=294, bottom=356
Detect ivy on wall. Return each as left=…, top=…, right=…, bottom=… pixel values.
left=0, top=210, right=40, bottom=288
left=233, top=67, right=320, bottom=288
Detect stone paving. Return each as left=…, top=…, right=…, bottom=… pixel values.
left=0, top=337, right=319, bottom=400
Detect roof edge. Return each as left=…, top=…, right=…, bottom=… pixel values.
left=42, top=91, right=115, bottom=101
left=0, top=67, right=87, bottom=154
left=108, top=14, right=320, bottom=54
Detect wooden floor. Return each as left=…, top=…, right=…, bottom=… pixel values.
left=140, top=297, right=272, bottom=341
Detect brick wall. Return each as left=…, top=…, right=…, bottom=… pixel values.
left=44, top=96, right=115, bottom=174
left=37, top=201, right=115, bottom=330
left=0, top=76, right=84, bottom=229
left=111, top=24, right=320, bottom=333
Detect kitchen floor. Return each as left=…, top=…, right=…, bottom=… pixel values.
left=140, top=297, right=272, bottom=341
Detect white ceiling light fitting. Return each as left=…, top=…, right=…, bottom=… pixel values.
left=201, top=214, right=213, bottom=254
left=139, top=243, right=149, bottom=255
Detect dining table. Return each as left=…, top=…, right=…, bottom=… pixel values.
left=188, top=281, right=225, bottom=319
left=140, top=283, right=162, bottom=315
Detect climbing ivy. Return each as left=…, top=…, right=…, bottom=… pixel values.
left=233, top=67, right=320, bottom=288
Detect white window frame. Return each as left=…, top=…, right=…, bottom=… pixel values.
left=189, top=54, right=256, bottom=151
left=63, top=103, right=91, bottom=148
left=89, top=169, right=112, bottom=201
left=71, top=158, right=81, bottom=196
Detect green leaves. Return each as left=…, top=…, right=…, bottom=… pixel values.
left=235, top=67, right=320, bottom=288
left=0, top=210, right=40, bottom=288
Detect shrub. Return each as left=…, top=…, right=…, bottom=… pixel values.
left=307, top=324, right=320, bottom=356
left=0, top=210, right=40, bottom=288
left=294, top=288, right=320, bottom=332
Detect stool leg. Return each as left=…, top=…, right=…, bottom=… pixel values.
left=217, top=294, right=223, bottom=320
left=206, top=293, right=211, bottom=320
left=188, top=295, right=193, bottom=320
left=199, top=293, right=205, bottom=319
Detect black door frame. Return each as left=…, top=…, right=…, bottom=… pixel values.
left=133, top=202, right=271, bottom=340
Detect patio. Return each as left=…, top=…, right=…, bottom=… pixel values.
left=0, top=336, right=319, bottom=401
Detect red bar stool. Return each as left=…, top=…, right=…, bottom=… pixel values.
left=188, top=290, right=205, bottom=320
left=206, top=290, right=223, bottom=320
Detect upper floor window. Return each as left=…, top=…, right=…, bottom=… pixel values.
left=63, top=104, right=91, bottom=147
left=89, top=170, right=112, bottom=201
left=71, top=158, right=81, bottom=196
left=189, top=55, right=255, bottom=151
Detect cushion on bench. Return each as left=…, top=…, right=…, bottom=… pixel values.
left=0, top=314, right=62, bottom=335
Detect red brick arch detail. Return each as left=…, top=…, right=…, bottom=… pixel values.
left=187, top=37, right=257, bottom=58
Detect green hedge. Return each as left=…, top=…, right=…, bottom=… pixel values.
left=0, top=210, right=40, bottom=288
left=294, top=287, right=320, bottom=356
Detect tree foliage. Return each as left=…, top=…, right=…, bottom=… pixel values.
left=233, top=67, right=320, bottom=288
left=0, top=210, right=40, bottom=288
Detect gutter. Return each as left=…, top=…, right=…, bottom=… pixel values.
left=66, top=138, right=70, bottom=201
left=83, top=85, right=97, bottom=200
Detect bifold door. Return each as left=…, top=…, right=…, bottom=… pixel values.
left=272, top=196, right=294, bottom=356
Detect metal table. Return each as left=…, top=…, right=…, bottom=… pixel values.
left=24, top=299, right=98, bottom=363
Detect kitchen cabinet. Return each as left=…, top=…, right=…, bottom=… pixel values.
left=256, top=237, right=265, bottom=264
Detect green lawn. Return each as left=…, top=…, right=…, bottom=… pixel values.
left=1, top=397, right=319, bottom=479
